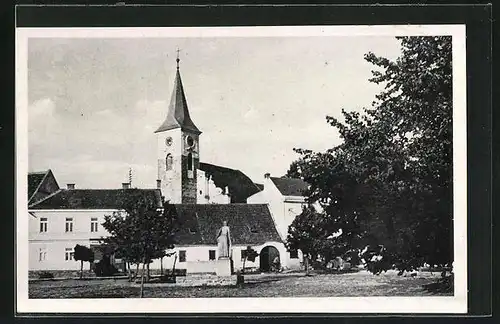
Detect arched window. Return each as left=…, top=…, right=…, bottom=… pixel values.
left=187, top=153, right=193, bottom=171
left=165, top=154, right=173, bottom=171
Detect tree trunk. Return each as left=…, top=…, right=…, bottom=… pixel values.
left=305, top=256, right=310, bottom=276
left=146, top=262, right=150, bottom=282
left=140, top=257, right=146, bottom=298
left=80, top=260, right=83, bottom=279
left=160, top=256, right=164, bottom=277
left=242, top=258, right=246, bottom=274
left=126, top=262, right=132, bottom=282
left=172, top=254, right=177, bottom=278
left=134, top=263, right=139, bottom=280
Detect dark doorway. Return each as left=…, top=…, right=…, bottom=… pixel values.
left=259, top=246, right=280, bottom=272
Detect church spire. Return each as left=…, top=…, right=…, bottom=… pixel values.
left=176, top=48, right=180, bottom=70
left=155, top=51, right=201, bottom=135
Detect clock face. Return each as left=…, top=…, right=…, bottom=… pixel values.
left=165, top=137, right=173, bottom=146
left=185, top=135, right=195, bottom=148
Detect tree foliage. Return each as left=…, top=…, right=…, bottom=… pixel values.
left=241, top=246, right=259, bottom=274
left=287, top=36, right=453, bottom=274
left=74, top=244, right=94, bottom=279
left=102, top=191, right=178, bottom=295
left=287, top=205, right=361, bottom=270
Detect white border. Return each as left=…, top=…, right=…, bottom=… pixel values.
left=16, top=25, right=467, bottom=314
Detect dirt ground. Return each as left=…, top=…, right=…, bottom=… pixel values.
left=28, top=270, right=452, bottom=299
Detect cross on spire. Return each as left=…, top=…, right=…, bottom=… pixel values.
left=176, top=48, right=181, bottom=69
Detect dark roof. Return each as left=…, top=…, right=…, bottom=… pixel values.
left=171, top=204, right=283, bottom=246
left=155, top=68, right=201, bottom=134
left=270, top=177, right=309, bottom=197
left=28, top=169, right=60, bottom=205
left=254, top=183, right=264, bottom=191
left=28, top=171, right=47, bottom=200
left=29, top=189, right=163, bottom=210
left=199, top=162, right=261, bottom=203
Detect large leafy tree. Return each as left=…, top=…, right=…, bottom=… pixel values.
left=102, top=191, right=178, bottom=297
left=288, top=36, right=453, bottom=274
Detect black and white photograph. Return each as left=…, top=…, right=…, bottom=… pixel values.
left=16, top=25, right=467, bottom=313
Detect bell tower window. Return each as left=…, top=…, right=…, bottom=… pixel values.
left=166, top=154, right=173, bottom=171
left=187, top=153, right=193, bottom=171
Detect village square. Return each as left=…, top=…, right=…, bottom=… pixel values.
left=26, top=34, right=454, bottom=299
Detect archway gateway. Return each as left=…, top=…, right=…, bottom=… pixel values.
left=259, top=245, right=280, bottom=272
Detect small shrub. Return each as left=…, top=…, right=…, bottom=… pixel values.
left=38, top=271, right=54, bottom=279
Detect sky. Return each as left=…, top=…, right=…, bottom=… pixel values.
left=27, top=35, right=402, bottom=189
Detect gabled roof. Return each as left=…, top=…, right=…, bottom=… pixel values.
left=155, top=66, right=201, bottom=135
left=170, top=204, right=283, bottom=246
left=28, top=171, right=48, bottom=200
left=28, top=169, right=60, bottom=205
left=199, top=162, right=261, bottom=203
left=270, top=177, right=309, bottom=197
left=29, top=189, right=162, bottom=210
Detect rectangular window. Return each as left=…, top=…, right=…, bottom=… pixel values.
left=179, top=250, right=186, bottom=263
left=65, top=217, right=73, bottom=232
left=39, top=217, right=48, bottom=233
left=290, top=249, right=299, bottom=259
left=209, top=250, right=216, bottom=260
left=39, top=248, right=47, bottom=261
left=90, top=217, right=98, bottom=232
left=65, top=248, right=74, bottom=261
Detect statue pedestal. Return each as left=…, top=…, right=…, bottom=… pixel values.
left=216, top=258, right=231, bottom=277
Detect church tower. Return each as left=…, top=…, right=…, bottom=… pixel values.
left=155, top=53, right=201, bottom=204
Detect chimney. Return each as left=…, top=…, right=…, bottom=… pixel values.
left=156, top=179, right=161, bottom=189
left=122, top=182, right=131, bottom=190
left=67, top=183, right=75, bottom=190
left=264, top=173, right=271, bottom=179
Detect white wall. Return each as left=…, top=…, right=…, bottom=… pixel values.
left=28, top=209, right=301, bottom=272
left=282, top=198, right=306, bottom=239
left=29, top=240, right=94, bottom=271
left=247, top=176, right=306, bottom=270
left=148, top=242, right=290, bottom=273
left=196, top=170, right=231, bottom=204
left=247, top=176, right=306, bottom=241
left=157, top=128, right=182, bottom=204
left=29, top=209, right=114, bottom=271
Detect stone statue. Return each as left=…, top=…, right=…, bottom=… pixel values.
left=216, top=221, right=232, bottom=259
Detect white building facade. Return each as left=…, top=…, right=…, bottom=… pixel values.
left=247, top=173, right=312, bottom=268
left=28, top=195, right=288, bottom=273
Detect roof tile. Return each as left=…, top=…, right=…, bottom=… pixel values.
left=29, top=189, right=163, bottom=210
left=270, top=177, right=309, bottom=197
left=171, top=204, right=283, bottom=246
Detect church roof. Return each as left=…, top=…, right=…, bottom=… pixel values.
left=29, top=188, right=163, bottom=210
left=170, top=204, right=283, bottom=246
left=199, top=162, right=261, bottom=203
left=155, top=65, right=201, bottom=135
left=270, top=177, right=309, bottom=197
